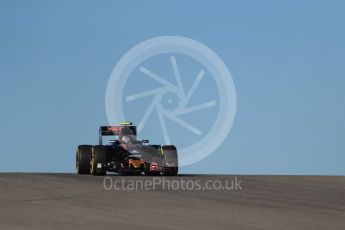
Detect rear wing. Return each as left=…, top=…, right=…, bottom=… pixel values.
left=99, top=126, right=137, bottom=145
left=99, top=126, right=120, bottom=136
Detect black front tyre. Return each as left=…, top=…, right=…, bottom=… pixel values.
left=161, top=145, right=178, bottom=176
left=90, top=145, right=108, bottom=176
left=163, top=167, right=178, bottom=176
left=76, top=145, right=92, bottom=175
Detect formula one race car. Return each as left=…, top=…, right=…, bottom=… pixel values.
left=76, top=122, right=178, bottom=176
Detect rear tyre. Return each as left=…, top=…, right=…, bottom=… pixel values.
left=90, top=146, right=108, bottom=176
left=161, top=145, right=178, bottom=176
left=76, top=145, right=92, bottom=175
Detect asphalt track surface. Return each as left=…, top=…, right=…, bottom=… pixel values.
left=0, top=174, right=344, bottom=230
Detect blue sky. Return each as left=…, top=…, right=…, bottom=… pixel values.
left=0, top=0, right=344, bottom=174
